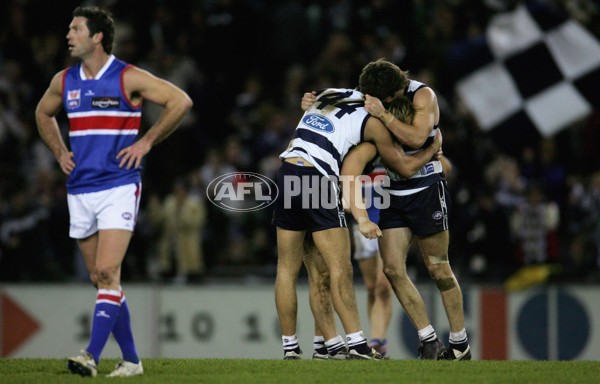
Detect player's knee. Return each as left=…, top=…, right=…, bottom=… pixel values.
left=425, top=256, right=450, bottom=278
left=316, top=273, right=330, bottom=292
left=364, top=279, right=377, bottom=295
left=432, top=276, right=457, bottom=292
left=330, top=266, right=353, bottom=283
left=427, top=263, right=457, bottom=292
left=374, top=282, right=392, bottom=300
left=366, top=289, right=376, bottom=303
left=383, top=265, right=403, bottom=283
left=95, top=265, right=117, bottom=286
left=280, top=263, right=301, bottom=281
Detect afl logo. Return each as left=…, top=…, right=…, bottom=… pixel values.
left=432, top=211, right=443, bottom=220
left=302, top=114, right=334, bottom=133
left=67, top=89, right=81, bottom=109
left=207, top=172, right=279, bottom=212
left=122, top=212, right=133, bottom=220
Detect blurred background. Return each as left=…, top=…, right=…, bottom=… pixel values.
left=0, top=0, right=599, bottom=288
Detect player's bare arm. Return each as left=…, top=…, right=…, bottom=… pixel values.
left=117, top=66, right=193, bottom=169
left=365, top=88, right=438, bottom=148
left=364, top=117, right=441, bottom=178
left=35, top=70, right=76, bottom=175
left=440, top=154, right=453, bottom=176
left=341, top=143, right=382, bottom=239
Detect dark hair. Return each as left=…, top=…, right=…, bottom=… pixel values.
left=73, top=6, right=115, bottom=54
left=358, top=59, right=409, bottom=101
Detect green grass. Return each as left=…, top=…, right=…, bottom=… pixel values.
left=1, top=358, right=599, bottom=383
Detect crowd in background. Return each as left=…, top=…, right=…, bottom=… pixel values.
left=1, top=0, right=599, bottom=286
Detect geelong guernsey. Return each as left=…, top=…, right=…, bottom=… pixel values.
left=62, top=55, right=142, bottom=194
left=280, top=88, right=369, bottom=179
left=385, top=80, right=443, bottom=196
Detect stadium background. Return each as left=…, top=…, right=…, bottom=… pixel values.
left=1, top=0, right=600, bottom=360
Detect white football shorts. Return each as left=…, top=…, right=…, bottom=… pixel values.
left=67, top=183, right=142, bottom=239
left=352, top=222, right=379, bottom=261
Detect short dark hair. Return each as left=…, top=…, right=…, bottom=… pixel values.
left=73, top=6, right=115, bottom=54
left=358, top=59, right=409, bottom=100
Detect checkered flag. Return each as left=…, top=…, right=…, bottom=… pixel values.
left=455, top=2, right=600, bottom=146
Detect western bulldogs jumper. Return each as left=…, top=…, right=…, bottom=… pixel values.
left=62, top=55, right=142, bottom=194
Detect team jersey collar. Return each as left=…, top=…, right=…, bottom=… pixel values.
left=79, top=54, right=116, bottom=80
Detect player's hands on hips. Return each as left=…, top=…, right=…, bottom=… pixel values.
left=358, top=220, right=383, bottom=239
left=364, top=95, right=385, bottom=118
left=58, top=151, right=75, bottom=175
left=117, top=139, right=152, bottom=170
left=301, top=91, right=316, bottom=111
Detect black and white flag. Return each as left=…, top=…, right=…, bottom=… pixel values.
left=455, top=1, right=600, bottom=146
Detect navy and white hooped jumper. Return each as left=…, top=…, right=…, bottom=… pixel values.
left=385, top=80, right=443, bottom=196
left=280, top=88, right=369, bottom=179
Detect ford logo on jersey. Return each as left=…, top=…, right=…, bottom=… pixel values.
left=302, top=114, right=335, bottom=133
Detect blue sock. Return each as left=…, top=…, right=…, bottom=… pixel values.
left=86, top=289, right=121, bottom=363
left=112, top=290, right=139, bottom=363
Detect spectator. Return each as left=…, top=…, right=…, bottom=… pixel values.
left=153, top=177, right=206, bottom=284
left=464, top=189, right=514, bottom=282
left=505, top=183, right=561, bottom=290
left=511, top=183, right=560, bottom=266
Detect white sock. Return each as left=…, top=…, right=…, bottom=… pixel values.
left=282, top=334, right=299, bottom=351
left=345, top=330, right=367, bottom=348
left=449, top=328, right=468, bottom=344
left=417, top=325, right=437, bottom=342
left=313, top=335, right=326, bottom=352
left=325, top=335, right=345, bottom=354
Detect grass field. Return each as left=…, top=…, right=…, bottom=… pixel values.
left=1, top=358, right=600, bottom=383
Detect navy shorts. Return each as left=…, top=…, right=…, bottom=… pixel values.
left=272, top=162, right=347, bottom=232
left=378, top=180, right=451, bottom=236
